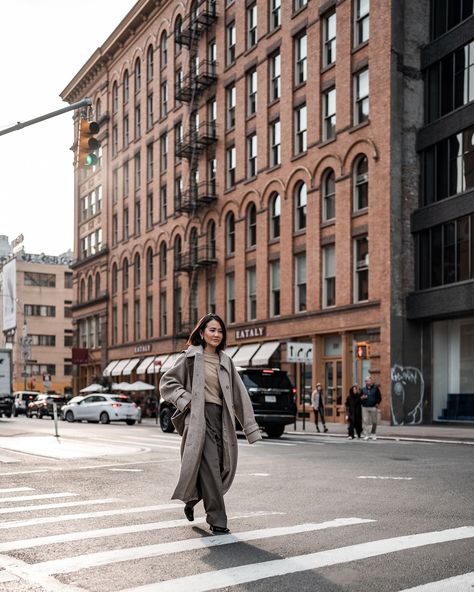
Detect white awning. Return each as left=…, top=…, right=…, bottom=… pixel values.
left=136, top=356, right=156, bottom=375
left=160, top=352, right=181, bottom=372
left=110, top=359, right=132, bottom=376
left=147, top=354, right=169, bottom=374
left=103, top=360, right=120, bottom=377
left=251, top=341, right=280, bottom=367
left=232, top=343, right=260, bottom=367
left=122, top=358, right=141, bottom=376
left=224, top=346, right=239, bottom=358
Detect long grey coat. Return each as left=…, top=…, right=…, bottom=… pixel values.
left=159, top=345, right=262, bottom=502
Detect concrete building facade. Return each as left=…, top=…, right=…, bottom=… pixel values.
left=61, top=0, right=474, bottom=424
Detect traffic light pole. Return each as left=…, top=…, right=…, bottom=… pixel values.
left=0, top=98, right=92, bottom=137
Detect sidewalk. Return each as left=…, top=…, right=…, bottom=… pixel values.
left=291, top=419, right=474, bottom=444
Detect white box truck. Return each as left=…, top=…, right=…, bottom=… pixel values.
left=0, top=349, right=13, bottom=417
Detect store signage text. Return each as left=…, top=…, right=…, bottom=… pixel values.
left=134, top=344, right=152, bottom=353
left=235, top=326, right=266, bottom=340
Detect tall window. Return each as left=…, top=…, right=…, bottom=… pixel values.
left=354, top=236, right=369, bottom=301
left=294, top=104, right=307, bottom=154
left=323, top=245, right=336, bottom=307
left=354, top=155, right=369, bottom=210
left=323, top=10, right=336, bottom=67
left=226, top=273, right=235, bottom=324
left=160, top=81, right=168, bottom=118
left=134, top=152, right=141, bottom=189
left=123, top=258, right=129, bottom=291
left=112, top=306, right=118, bottom=345
left=247, top=266, right=257, bottom=320
left=175, top=67, right=182, bottom=107
left=160, top=291, right=167, bottom=336
left=226, top=84, right=236, bottom=129
left=322, top=169, right=336, bottom=221
left=123, top=207, right=129, bottom=241
left=323, top=88, right=336, bottom=140
left=134, top=253, right=141, bottom=287
left=226, top=22, right=236, bottom=65
left=134, top=200, right=141, bottom=235
left=269, top=193, right=281, bottom=239
left=160, top=32, right=168, bottom=68
left=112, top=82, right=119, bottom=113
left=354, top=0, right=370, bottom=46
left=247, top=68, right=258, bottom=116
left=147, top=94, right=154, bottom=129
left=146, top=144, right=153, bottom=182
left=146, top=192, right=154, bottom=229
left=160, top=133, right=168, bottom=170
left=207, top=220, right=216, bottom=259
left=146, top=45, right=154, bottom=81
left=207, top=276, right=216, bottom=314
left=174, top=176, right=183, bottom=211
left=146, top=296, right=153, bottom=338
left=269, top=51, right=281, bottom=101
left=134, top=59, right=141, bottom=93
left=247, top=203, right=257, bottom=247
left=123, top=70, right=129, bottom=103
left=270, top=259, right=280, bottom=316
left=174, top=15, right=182, bottom=54
left=112, top=264, right=118, bottom=294
left=270, top=0, right=281, bottom=30
left=226, top=212, right=235, bottom=255
left=247, top=3, right=257, bottom=48
left=123, top=302, right=129, bottom=342
left=354, top=68, right=369, bottom=125
left=160, top=185, right=167, bottom=222
left=294, top=0, right=307, bottom=10
left=123, top=115, right=129, bottom=148
left=174, top=235, right=182, bottom=270
left=134, top=105, right=141, bottom=139
left=269, top=119, right=281, bottom=167
left=226, top=145, right=236, bottom=188
left=146, top=247, right=153, bottom=283
left=294, top=31, right=307, bottom=85
left=295, top=182, right=307, bottom=231
left=294, top=253, right=307, bottom=312
left=247, top=133, right=257, bottom=178
left=431, top=0, right=474, bottom=39
left=123, top=161, right=129, bottom=197
left=134, top=299, right=141, bottom=340
left=159, top=242, right=167, bottom=278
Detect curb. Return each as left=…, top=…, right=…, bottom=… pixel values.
left=290, top=430, right=474, bottom=446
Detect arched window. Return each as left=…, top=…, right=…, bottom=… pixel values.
left=190, top=228, right=198, bottom=265
left=174, top=235, right=182, bottom=270
left=226, top=212, right=235, bottom=255
left=207, top=220, right=216, bottom=259
left=174, top=16, right=182, bottom=55
left=123, top=70, right=129, bottom=103
left=111, top=263, right=118, bottom=295
left=134, top=253, right=141, bottom=287
left=353, top=155, right=368, bottom=211
left=146, top=45, right=154, bottom=81
left=247, top=203, right=257, bottom=247
left=80, top=278, right=86, bottom=302
left=146, top=247, right=154, bottom=283
left=159, top=242, right=167, bottom=278
left=294, top=182, right=307, bottom=231
left=269, top=193, right=281, bottom=240
left=191, top=1, right=199, bottom=27
left=87, top=276, right=93, bottom=301
left=123, top=258, right=129, bottom=290
left=112, top=82, right=119, bottom=113
left=322, top=169, right=336, bottom=222
left=160, top=32, right=168, bottom=68
left=134, top=58, right=141, bottom=92
left=95, top=272, right=101, bottom=298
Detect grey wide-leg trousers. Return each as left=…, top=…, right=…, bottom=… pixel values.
left=188, top=403, right=227, bottom=528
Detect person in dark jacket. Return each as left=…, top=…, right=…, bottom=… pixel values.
left=311, top=383, right=328, bottom=433
left=345, top=385, right=363, bottom=439
left=361, top=375, right=382, bottom=440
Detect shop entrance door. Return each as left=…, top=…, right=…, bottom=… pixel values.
left=324, top=360, right=343, bottom=421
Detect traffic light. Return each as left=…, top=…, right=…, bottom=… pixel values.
left=356, top=341, right=369, bottom=359
left=77, top=119, right=100, bottom=166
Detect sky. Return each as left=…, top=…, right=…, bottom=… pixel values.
left=0, top=0, right=137, bottom=256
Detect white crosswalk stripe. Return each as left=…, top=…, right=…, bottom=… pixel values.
left=0, top=491, right=78, bottom=503
left=397, top=572, right=474, bottom=591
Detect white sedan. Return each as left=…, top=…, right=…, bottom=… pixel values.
left=61, top=394, right=140, bottom=425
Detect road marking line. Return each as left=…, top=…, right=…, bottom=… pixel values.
left=0, top=511, right=285, bottom=552
left=358, top=476, right=414, bottom=480
left=0, top=459, right=176, bottom=476
left=109, top=468, right=144, bottom=472
left=257, top=441, right=295, bottom=447
left=0, top=554, right=82, bottom=592
left=0, top=498, right=119, bottom=516
left=0, top=492, right=77, bottom=504
left=0, top=487, right=34, bottom=493
left=0, top=502, right=182, bottom=529
left=0, top=469, right=49, bottom=476
left=397, top=571, right=474, bottom=591
left=91, top=436, right=179, bottom=450
left=118, top=526, right=474, bottom=592
left=22, top=517, right=373, bottom=576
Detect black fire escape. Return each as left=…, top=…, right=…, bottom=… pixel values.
left=173, top=0, right=218, bottom=338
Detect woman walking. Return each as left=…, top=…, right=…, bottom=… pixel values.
left=159, top=313, right=262, bottom=535
left=345, top=384, right=363, bottom=439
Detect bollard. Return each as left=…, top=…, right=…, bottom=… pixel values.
left=53, top=402, right=59, bottom=438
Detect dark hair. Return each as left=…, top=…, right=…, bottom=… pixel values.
left=187, top=313, right=227, bottom=352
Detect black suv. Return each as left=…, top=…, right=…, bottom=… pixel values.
left=159, top=367, right=296, bottom=438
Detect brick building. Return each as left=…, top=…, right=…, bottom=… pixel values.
left=62, top=0, right=474, bottom=425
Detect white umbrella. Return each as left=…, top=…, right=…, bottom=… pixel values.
left=80, top=383, right=104, bottom=393
left=111, top=382, right=133, bottom=391
left=129, top=381, right=155, bottom=391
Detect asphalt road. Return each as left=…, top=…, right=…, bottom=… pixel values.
left=0, top=417, right=472, bottom=592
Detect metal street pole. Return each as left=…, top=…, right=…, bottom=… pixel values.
left=0, top=98, right=92, bottom=137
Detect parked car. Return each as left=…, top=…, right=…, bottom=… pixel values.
left=13, top=391, right=39, bottom=416
left=159, top=367, right=297, bottom=438
left=27, top=394, right=68, bottom=419
left=61, top=393, right=140, bottom=425
left=0, top=394, right=14, bottom=418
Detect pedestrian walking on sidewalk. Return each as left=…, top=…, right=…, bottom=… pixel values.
left=345, top=385, right=363, bottom=439
left=361, top=375, right=382, bottom=440
left=159, top=313, right=262, bottom=535
left=311, top=383, right=328, bottom=433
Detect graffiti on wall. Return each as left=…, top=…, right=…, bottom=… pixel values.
left=390, top=364, right=425, bottom=425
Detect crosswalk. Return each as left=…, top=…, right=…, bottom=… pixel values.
left=0, top=483, right=472, bottom=592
